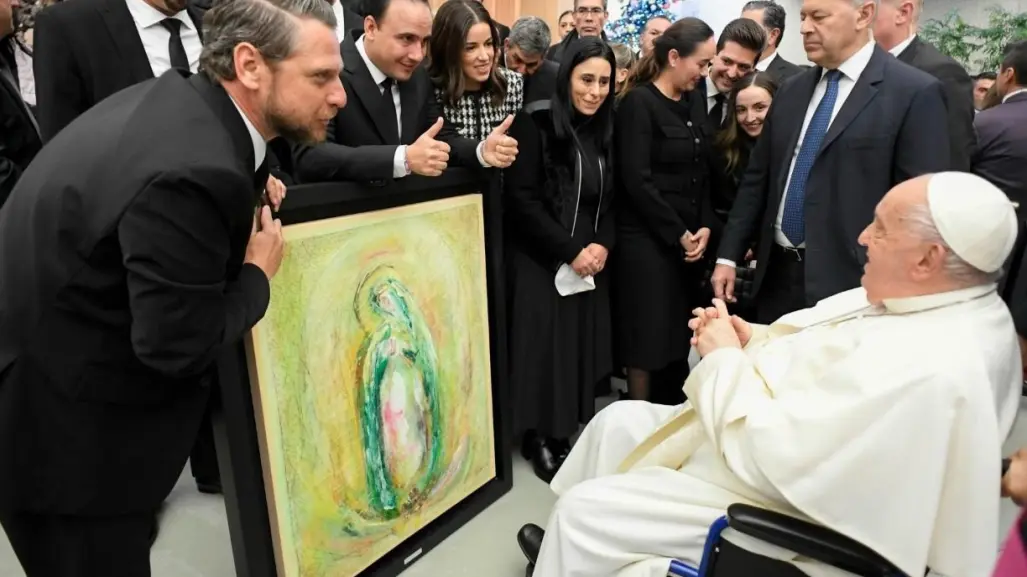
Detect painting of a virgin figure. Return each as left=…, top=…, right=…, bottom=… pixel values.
left=246, top=194, right=496, bottom=577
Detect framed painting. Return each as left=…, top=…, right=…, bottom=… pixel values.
left=215, top=170, right=512, bottom=577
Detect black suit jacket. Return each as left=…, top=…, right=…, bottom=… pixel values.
left=973, top=92, right=1027, bottom=210
left=523, top=60, right=558, bottom=104
left=0, top=71, right=270, bottom=515
left=32, top=0, right=204, bottom=142
left=293, top=30, right=478, bottom=183
left=717, top=45, right=951, bottom=305
left=896, top=36, right=975, bottom=171
left=764, top=53, right=803, bottom=83
left=0, top=37, right=41, bottom=209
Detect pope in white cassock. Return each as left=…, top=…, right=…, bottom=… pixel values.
left=517, top=172, right=1024, bottom=577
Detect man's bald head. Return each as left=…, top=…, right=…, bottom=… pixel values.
left=858, top=173, right=1017, bottom=305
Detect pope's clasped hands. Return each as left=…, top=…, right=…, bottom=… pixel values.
left=688, top=299, right=752, bottom=357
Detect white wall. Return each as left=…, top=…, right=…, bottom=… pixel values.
left=772, top=0, right=813, bottom=65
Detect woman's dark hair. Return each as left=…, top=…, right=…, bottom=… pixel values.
left=552, top=37, right=617, bottom=152
left=715, top=71, right=778, bottom=173
left=428, top=0, right=507, bottom=107
left=621, top=17, right=714, bottom=97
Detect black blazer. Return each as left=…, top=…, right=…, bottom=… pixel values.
left=504, top=102, right=615, bottom=268
left=973, top=92, right=1027, bottom=211
left=523, top=60, right=558, bottom=104
left=616, top=83, right=718, bottom=247
left=896, top=36, right=975, bottom=171
left=0, top=37, right=41, bottom=209
left=0, top=71, right=270, bottom=515
left=717, top=45, right=951, bottom=305
left=764, top=53, right=804, bottom=83
left=293, top=30, right=478, bottom=183
left=32, top=0, right=204, bottom=142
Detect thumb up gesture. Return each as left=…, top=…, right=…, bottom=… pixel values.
left=481, top=115, right=518, bottom=168
left=406, top=117, right=451, bottom=177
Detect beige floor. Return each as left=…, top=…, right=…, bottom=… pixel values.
left=3, top=396, right=1026, bottom=577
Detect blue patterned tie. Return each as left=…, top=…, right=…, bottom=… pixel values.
left=781, top=70, right=842, bottom=246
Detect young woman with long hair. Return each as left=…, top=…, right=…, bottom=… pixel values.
left=711, top=71, right=778, bottom=221
left=504, top=37, right=618, bottom=482
left=612, top=17, right=717, bottom=403
left=428, top=0, right=523, bottom=142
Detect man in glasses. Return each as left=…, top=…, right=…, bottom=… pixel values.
left=545, top=0, right=607, bottom=63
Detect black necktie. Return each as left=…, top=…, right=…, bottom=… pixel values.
left=160, top=19, right=190, bottom=71
left=380, top=78, right=400, bottom=144
left=710, top=93, right=726, bottom=128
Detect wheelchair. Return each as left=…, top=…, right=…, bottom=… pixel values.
left=668, top=504, right=906, bottom=577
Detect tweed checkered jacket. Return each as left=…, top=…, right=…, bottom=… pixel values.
left=434, top=67, right=525, bottom=142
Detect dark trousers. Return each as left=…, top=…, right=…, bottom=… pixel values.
left=0, top=508, right=152, bottom=577
left=189, top=394, right=220, bottom=484
left=755, top=245, right=808, bottom=325
left=649, top=358, right=689, bottom=406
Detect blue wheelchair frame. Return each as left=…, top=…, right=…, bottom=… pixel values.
left=667, top=516, right=729, bottom=577
left=663, top=504, right=908, bottom=577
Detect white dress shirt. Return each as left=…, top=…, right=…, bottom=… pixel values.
left=705, top=76, right=725, bottom=119
left=718, top=40, right=876, bottom=267
left=355, top=35, right=408, bottom=178
left=228, top=97, right=267, bottom=173
left=13, top=42, right=34, bottom=106
left=124, top=0, right=202, bottom=76
left=888, top=34, right=916, bottom=58
left=755, top=50, right=778, bottom=72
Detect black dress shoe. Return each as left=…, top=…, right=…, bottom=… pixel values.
left=527, top=437, right=562, bottom=483
left=196, top=478, right=223, bottom=495
left=517, top=523, right=545, bottom=565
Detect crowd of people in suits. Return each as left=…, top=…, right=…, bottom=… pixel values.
left=2, top=0, right=1027, bottom=574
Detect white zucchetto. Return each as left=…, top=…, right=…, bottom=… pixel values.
left=927, top=172, right=1018, bottom=274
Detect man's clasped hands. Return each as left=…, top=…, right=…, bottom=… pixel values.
left=688, top=299, right=753, bottom=357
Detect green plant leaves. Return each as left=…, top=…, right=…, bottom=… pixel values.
left=920, top=7, right=1027, bottom=72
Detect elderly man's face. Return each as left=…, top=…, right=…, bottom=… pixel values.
left=574, top=0, right=607, bottom=37
left=858, top=177, right=938, bottom=304
left=800, top=0, right=875, bottom=69
left=641, top=17, right=670, bottom=57
left=504, top=40, right=544, bottom=75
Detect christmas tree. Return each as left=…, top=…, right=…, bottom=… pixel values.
left=605, top=0, right=674, bottom=52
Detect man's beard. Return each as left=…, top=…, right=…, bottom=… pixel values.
left=266, top=89, right=326, bottom=146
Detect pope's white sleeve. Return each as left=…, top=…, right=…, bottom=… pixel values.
left=684, top=348, right=790, bottom=505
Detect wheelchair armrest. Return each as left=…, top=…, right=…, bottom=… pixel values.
left=726, top=504, right=901, bottom=576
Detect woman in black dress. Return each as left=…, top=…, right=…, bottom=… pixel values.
left=613, top=18, right=717, bottom=403
left=504, top=38, right=617, bottom=482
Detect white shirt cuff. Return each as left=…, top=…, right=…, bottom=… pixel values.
left=393, top=145, right=409, bottom=178
left=476, top=142, right=490, bottom=167
left=716, top=258, right=737, bottom=267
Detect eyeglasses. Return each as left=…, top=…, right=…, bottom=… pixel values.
left=575, top=7, right=605, bottom=15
